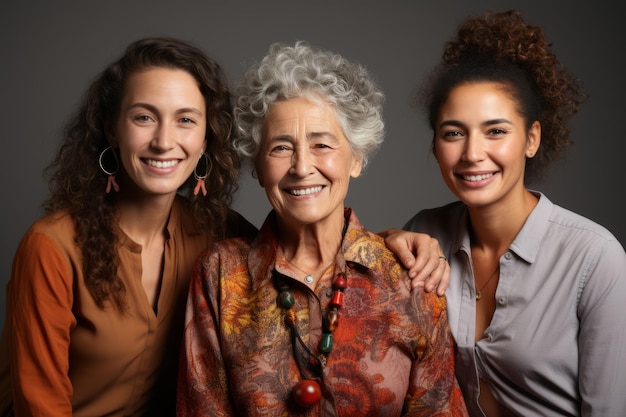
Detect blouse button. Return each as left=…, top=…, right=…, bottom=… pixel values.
left=504, top=252, right=512, bottom=260
left=498, top=298, right=506, bottom=306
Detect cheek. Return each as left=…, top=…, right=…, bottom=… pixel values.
left=434, top=144, right=458, bottom=171
left=257, top=159, right=288, bottom=188
left=183, top=130, right=207, bottom=153
left=492, top=142, right=526, bottom=167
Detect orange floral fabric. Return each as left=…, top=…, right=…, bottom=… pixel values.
left=177, top=208, right=467, bottom=417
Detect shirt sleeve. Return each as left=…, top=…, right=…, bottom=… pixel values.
left=177, top=248, right=235, bottom=417
left=403, top=292, right=468, bottom=416
left=577, top=238, right=626, bottom=416
left=8, top=231, right=75, bottom=417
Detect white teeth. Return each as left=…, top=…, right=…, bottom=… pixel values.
left=146, top=159, right=179, bottom=168
left=289, top=186, right=323, bottom=196
left=463, top=173, right=493, bottom=181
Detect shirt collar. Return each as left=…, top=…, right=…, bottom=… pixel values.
left=248, top=207, right=378, bottom=280
left=454, top=191, right=553, bottom=264
left=508, top=191, right=553, bottom=264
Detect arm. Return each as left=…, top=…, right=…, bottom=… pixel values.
left=8, top=232, right=75, bottom=417
left=403, top=293, right=468, bottom=416
left=380, top=228, right=449, bottom=295
left=577, top=240, right=626, bottom=416
left=177, top=250, right=234, bottom=417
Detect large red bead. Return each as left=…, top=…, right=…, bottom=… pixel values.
left=292, top=379, right=321, bottom=408
left=333, top=273, right=348, bottom=290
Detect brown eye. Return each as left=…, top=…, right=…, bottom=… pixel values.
left=269, top=145, right=293, bottom=157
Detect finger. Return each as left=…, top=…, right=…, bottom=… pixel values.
left=414, top=253, right=449, bottom=293
left=408, top=235, right=438, bottom=279
left=410, top=250, right=438, bottom=289
left=408, top=248, right=429, bottom=280
left=425, top=259, right=450, bottom=296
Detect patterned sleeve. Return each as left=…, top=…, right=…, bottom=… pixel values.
left=403, top=291, right=468, bottom=416
left=176, top=245, right=235, bottom=417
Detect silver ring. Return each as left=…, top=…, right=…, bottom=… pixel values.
left=438, top=256, right=447, bottom=262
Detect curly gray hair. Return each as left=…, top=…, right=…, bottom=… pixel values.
left=233, top=41, right=385, bottom=169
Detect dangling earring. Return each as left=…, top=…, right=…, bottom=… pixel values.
left=193, top=153, right=211, bottom=196
left=99, top=146, right=120, bottom=193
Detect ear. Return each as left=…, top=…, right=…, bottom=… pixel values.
left=350, top=156, right=363, bottom=179
left=526, top=121, right=541, bottom=158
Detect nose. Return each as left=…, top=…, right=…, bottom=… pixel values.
left=461, top=133, right=485, bottom=162
left=151, top=121, right=175, bottom=151
left=289, top=146, right=313, bottom=177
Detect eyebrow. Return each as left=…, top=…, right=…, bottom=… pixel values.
left=128, top=102, right=204, bottom=116
left=438, top=118, right=512, bottom=129
left=308, top=131, right=338, bottom=142
left=268, top=131, right=338, bottom=142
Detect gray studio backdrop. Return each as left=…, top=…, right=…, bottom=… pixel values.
left=2, top=1, right=624, bottom=331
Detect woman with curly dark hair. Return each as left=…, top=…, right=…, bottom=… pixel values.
left=385, top=10, right=626, bottom=416
left=0, top=37, right=259, bottom=417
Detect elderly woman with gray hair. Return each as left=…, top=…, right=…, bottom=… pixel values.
left=177, top=41, right=468, bottom=417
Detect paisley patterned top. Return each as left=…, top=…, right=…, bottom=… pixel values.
left=177, top=208, right=468, bottom=417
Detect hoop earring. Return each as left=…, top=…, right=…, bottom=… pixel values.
left=99, top=146, right=120, bottom=193
left=193, top=153, right=211, bottom=196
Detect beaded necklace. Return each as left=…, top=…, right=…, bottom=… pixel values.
left=272, top=218, right=349, bottom=409
left=273, top=269, right=348, bottom=408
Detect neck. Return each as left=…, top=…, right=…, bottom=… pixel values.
left=467, top=189, right=538, bottom=252
left=278, top=212, right=345, bottom=273
left=115, top=192, right=176, bottom=247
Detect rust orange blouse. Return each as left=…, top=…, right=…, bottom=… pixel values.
left=0, top=196, right=256, bottom=417
left=177, top=208, right=467, bottom=417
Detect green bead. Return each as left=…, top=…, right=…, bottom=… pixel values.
left=278, top=290, right=295, bottom=309
left=318, top=333, right=333, bottom=354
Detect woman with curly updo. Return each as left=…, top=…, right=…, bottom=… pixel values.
left=385, top=10, right=626, bottom=416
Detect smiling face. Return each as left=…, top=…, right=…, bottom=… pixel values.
left=109, top=67, right=207, bottom=198
left=434, top=82, right=540, bottom=209
left=256, top=96, right=363, bottom=230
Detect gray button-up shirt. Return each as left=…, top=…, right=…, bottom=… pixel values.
left=404, top=193, right=626, bottom=416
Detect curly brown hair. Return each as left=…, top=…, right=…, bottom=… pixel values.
left=420, top=10, right=586, bottom=183
left=43, top=37, right=240, bottom=310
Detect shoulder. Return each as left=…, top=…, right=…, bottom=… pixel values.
left=12, top=211, right=79, bottom=287
left=549, top=203, right=619, bottom=244
left=20, top=211, right=77, bottom=252
left=402, top=202, right=466, bottom=252
left=403, top=201, right=465, bottom=231
left=225, top=210, right=259, bottom=239
left=171, top=196, right=258, bottom=240
left=196, top=236, right=255, bottom=266
left=549, top=204, right=626, bottom=270
left=343, top=218, right=410, bottom=290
